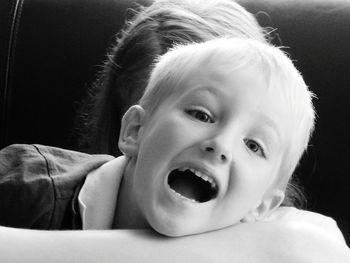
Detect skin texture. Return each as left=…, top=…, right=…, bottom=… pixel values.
left=115, top=64, right=293, bottom=237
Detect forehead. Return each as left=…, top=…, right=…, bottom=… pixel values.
left=174, top=63, right=269, bottom=104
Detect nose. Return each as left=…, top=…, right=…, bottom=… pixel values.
left=200, top=138, right=232, bottom=163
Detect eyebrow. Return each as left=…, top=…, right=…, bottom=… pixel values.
left=258, top=114, right=282, bottom=145
left=185, top=85, right=221, bottom=98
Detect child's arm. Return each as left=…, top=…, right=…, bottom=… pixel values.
left=1, top=222, right=349, bottom=263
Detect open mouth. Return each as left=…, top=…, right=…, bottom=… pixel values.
left=167, top=167, right=218, bottom=203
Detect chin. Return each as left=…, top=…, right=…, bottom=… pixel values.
left=146, top=216, right=194, bottom=237
left=148, top=216, right=211, bottom=237
left=152, top=225, right=195, bottom=237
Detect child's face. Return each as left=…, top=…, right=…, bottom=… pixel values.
left=128, top=65, right=291, bottom=236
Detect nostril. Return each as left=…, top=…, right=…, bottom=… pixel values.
left=205, top=146, right=214, bottom=152
left=204, top=146, right=227, bottom=161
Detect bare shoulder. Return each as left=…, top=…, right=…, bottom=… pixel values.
left=259, top=221, right=350, bottom=263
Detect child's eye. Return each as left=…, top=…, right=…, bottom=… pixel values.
left=244, top=139, right=265, bottom=157
left=186, top=108, right=214, bottom=123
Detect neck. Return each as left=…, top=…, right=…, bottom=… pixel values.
left=112, top=158, right=149, bottom=229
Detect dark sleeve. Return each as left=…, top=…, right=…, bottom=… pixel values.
left=0, top=144, right=55, bottom=229
left=0, top=144, right=115, bottom=229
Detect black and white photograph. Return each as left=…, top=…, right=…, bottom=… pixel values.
left=0, top=0, right=350, bottom=262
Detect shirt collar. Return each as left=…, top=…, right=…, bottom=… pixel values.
left=78, top=156, right=127, bottom=229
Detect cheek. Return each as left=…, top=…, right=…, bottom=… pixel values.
left=140, top=113, right=202, bottom=159
left=139, top=115, right=183, bottom=162
left=228, top=158, right=277, bottom=199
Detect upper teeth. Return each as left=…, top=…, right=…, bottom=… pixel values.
left=178, top=167, right=217, bottom=189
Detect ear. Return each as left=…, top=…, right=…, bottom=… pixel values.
left=241, top=189, right=285, bottom=223
left=118, top=105, right=146, bottom=157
